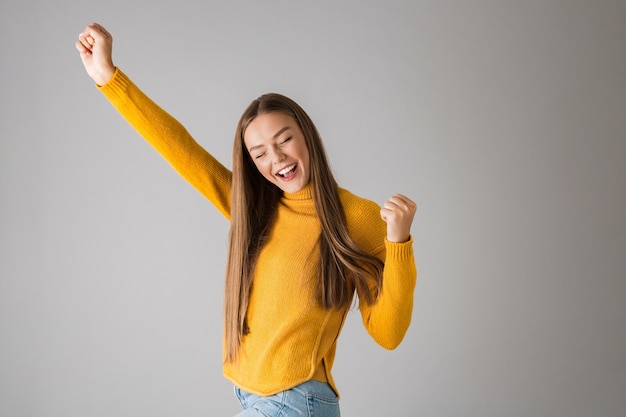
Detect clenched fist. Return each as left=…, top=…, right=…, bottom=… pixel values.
left=380, top=194, right=417, bottom=243
left=75, top=22, right=115, bottom=86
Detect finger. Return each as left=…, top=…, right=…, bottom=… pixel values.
left=383, top=200, right=399, bottom=211
left=77, top=33, right=93, bottom=50
left=388, top=194, right=417, bottom=212
left=383, top=196, right=409, bottom=211
left=388, top=194, right=412, bottom=206
left=84, top=22, right=112, bottom=43
left=92, top=22, right=112, bottom=38
left=75, top=40, right=92, bottom=55
left=380, top=206, right=396, bottom=222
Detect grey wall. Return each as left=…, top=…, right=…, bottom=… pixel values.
left=1, top=1, right=625, bottom=416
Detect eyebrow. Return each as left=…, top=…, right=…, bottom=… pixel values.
left=248, top=126, right=292, bottom=153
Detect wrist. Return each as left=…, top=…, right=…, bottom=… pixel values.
left=94, top=65, right=115, bottom=86
left=386, top=232, right=410, bottom=243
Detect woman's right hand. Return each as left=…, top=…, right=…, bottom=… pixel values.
left=75, top=22, right=115, bottom=86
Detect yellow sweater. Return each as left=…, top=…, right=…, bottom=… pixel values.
left=99, top=69, right=417, bottom=397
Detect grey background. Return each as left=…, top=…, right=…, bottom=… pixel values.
left=1, top=0, right=625, bottom=416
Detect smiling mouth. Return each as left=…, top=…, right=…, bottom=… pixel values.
left=276, top=163, right=297, bottom=179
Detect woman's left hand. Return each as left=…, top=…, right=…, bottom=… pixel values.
left=380, top=194, right=417, bottom=243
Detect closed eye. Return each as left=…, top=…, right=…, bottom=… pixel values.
left=280, top=136, right=292, bottom=144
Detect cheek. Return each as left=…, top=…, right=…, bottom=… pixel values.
left=301, top=149, right=311, bottom=172
left=254, top=160, right=273, bottom=179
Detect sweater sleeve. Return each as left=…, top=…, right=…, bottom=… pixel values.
left=341, top=189, right=417, bottom=350
left=358, top=237, right=417, bottom=350
left=98, top=68, right=232, bottom=219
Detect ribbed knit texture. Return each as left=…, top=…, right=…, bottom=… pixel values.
left=99, top=69, right=417, bottom=397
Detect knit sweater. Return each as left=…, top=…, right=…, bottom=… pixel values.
left=98, top=69, right=417, bottom=397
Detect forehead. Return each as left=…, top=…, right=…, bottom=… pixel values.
left=244, top=112, right=298, bottom=147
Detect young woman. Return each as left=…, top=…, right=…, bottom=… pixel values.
left=76, top=22, right=417, bottom=417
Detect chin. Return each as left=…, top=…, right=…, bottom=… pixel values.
left=279, top=180, right=305, bottom=194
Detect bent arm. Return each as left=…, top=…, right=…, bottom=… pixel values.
left=358, top=238, right=417, bottom=350
left=99, top=69, right=232, bottom=219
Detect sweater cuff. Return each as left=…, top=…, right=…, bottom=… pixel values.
left=384, top=236, right=414, bottom=260
left=97, top=67, right=130, bottom=100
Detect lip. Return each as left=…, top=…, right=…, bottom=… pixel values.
left=274, top=163, right=297, bottom=177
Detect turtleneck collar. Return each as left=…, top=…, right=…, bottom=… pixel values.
left=282, top=183, right=313, bottom=201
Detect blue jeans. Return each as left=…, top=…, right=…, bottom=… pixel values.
left=234, top=380, right=340, bottom=416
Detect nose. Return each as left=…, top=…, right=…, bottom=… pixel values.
left=271, top=148, right=286, bottom=164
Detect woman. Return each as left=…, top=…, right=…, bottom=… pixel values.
left=76, top=22, right=417, bottom=417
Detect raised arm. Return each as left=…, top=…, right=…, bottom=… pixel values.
left=357, top=194, right=418, bottom=349
left=75, top=23, right=232, bottom=218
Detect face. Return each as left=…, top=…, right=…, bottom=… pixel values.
left=244, top=112, right=311, bottom=194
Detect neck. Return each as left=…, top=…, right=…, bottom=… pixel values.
left=283, top=183, right=313, bottom=200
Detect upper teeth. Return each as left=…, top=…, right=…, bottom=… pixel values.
left=278, top=164, right=296, bottom=176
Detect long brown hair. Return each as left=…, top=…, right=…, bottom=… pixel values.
left=224, top=93, right=384, bottom=363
